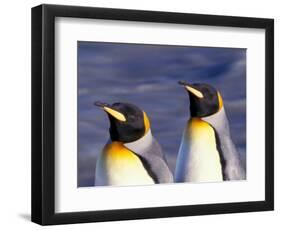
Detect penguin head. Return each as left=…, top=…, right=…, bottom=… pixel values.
left=95, top=101, right=150, bottom=143
left=178, top=81, right=224, bottom=118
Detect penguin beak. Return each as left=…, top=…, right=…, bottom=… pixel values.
left=178, top=81, right=204, bottom=99
left=94, top=101, right=126, bottom=122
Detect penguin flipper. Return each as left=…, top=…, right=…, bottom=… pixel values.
left=134, top=138, right=174, bottom=184
left=124, top=131, right=173, bottom=184
left=203, top=108, right=246, bottom=181
left=137, top=153, right=174, bottom=184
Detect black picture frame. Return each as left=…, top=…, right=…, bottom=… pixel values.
left=31, top=4, right=274, bottom=225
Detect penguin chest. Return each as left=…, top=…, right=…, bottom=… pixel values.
left=95, top=142, right=154, bottom=186
left=185, top=118, right=223, bottom=182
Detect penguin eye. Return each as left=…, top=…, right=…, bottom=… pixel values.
left=208, top=92, right=214, bottom=99
left=203, top=88, right=213, bottom=99
left=127, top=114, right=136, bottom=120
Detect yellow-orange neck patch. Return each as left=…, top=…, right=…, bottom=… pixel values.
left=103, top=142, right=135, bottom=160
left=217, top=92, right=223, bottom=110
left=99, top=141, right=154, bottom=185
left=143, top=111, right=150, bottom=134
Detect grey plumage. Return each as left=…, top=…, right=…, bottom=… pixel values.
left=202, top=107, right=246, bottom=180
left=125, top=131, right=174, bottom=183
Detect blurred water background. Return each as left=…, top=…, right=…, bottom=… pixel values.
left=78, top=42, right=246, bottom=187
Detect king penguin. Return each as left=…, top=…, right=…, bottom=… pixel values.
left=175, top=81, right=246, bottom=183
left=94, top=101, right=173, bottom=186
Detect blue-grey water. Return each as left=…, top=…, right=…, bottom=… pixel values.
left=78, top=41, right=246, bottom=187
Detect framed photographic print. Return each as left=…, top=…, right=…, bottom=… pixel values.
left=31, top=4, right=274, bottom=225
